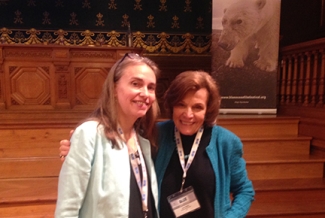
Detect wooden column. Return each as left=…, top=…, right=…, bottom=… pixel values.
left=297, top=53, right=305, bottom=105
left=292, top=54, right=299, bottom=104
left=317, top=49, right=325, bottom=107
left=280, top=56, right=287, bottom=104
left=303, top=52, right=311, bottom=106
left=286, top=57, right=293, bottom=104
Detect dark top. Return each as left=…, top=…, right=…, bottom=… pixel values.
left=129, top=151, right=154, bottom=218
left=159, top=127, right=215, bottom=218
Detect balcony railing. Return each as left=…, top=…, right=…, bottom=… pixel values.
left=278, top=38, right=325, bottom=107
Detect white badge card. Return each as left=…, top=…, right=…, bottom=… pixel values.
left=167, top=186, right=201, bottom=217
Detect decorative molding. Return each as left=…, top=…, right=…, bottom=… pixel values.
left=41, top=66, right=50, bottom=75
left=58, top=74, right=68, bottom=99
left=0, top=45, right=139, bottom=110
left=70, top=50, right=115, bottom=59
left=0, top=28, right=211, bottom=55
left=9, top=66, right=17, bottom=74
left=55, top=65, right=69, bottom=72
left=5, top=50, right=52, bottom=58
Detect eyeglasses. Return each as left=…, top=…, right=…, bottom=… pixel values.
left=117, top=52, right=142, bottom=66
left=114, top=53, right=143, bottom=82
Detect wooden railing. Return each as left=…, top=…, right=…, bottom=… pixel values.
left=277, top=38, right=325, bottom=154
left=278, top=38, right=325, bottom=107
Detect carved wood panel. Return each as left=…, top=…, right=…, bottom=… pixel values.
left=0, top=44, right=141, bottom=111
left=72, top=65, right=109, bottom=109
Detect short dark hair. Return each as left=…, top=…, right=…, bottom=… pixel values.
left=163, top=71, right=220, bottom=127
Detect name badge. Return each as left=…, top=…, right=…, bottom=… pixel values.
left=167, top=186, right=201, bottom=217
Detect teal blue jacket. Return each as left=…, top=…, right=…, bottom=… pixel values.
left=55, top=121, right=159, bottom=218
left=155, top=120, right=255, bottom=218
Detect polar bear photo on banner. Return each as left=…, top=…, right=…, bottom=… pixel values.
left=217, top=0, right=280, bottom=72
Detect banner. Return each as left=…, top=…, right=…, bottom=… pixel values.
left=211, top=0, right=281, bottom=114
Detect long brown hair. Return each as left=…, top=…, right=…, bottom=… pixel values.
left=163, top=70, right=220, bottom=127
left=89, top=53, right=160, bottom=148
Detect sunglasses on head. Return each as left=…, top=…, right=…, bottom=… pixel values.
left=118, top=52, right=142, bottom=65
left=114, top=53, right=143, bottom=82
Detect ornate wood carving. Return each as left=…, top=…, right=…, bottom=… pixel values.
left=9, top=66, right=51, bottom=106
left=0, top=44, right=141, bottom=111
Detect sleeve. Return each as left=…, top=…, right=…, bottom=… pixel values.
left=54, top=122, right=97, bottom=218
left=225, top=135, right=255, bottom=218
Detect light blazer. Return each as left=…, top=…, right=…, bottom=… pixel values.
left=155, top=120, right=255, bottom=218
left=55, top=121, right=159, bottom=218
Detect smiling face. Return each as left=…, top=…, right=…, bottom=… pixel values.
left=172, top=88, right=208, bottom=135
left=115, top=64, right=156, bottom=124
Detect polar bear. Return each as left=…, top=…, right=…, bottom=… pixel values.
left=218, top=0, right=280, bottom=72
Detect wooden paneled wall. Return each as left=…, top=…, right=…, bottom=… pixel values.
left=0, top=45, right=143, bottom=111
left=0, top=44, right=212, bottom=122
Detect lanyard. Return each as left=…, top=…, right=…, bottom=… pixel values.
left=118, top=125, right=149, bottom=217
left=174, top=126, right=204, bottom=192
